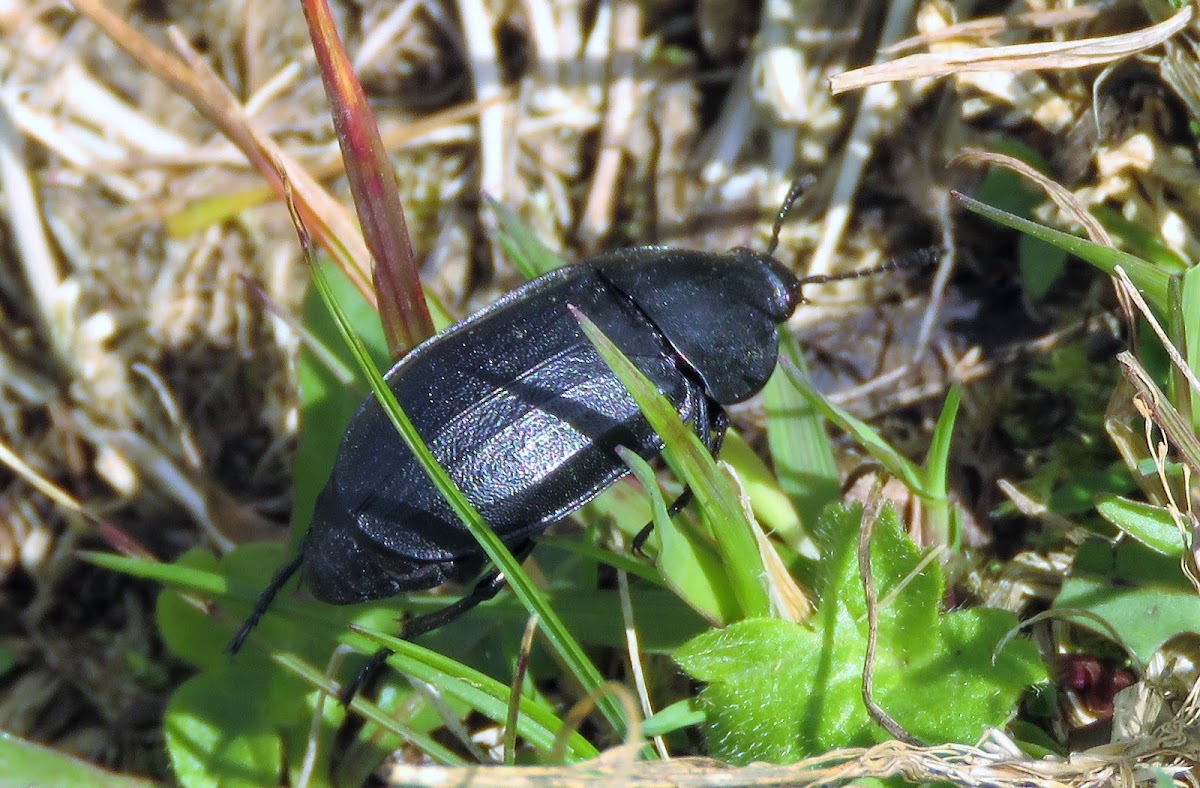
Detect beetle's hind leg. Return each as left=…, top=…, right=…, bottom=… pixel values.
left=227, top=553, right=304, bottom=655
left=631, top=401, right=729, bottom=553
left=340, top=541, right=537, bottom=705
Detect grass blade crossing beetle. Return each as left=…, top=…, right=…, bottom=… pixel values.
left=229, top=181, right=921, bottom=696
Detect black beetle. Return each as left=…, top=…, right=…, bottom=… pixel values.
left=228, top=182, right=910, bottom=694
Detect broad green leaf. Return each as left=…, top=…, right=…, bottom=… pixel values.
left=165, top=670, right=283, bottom=787
left=676, top=505, right=1047, bottom=764
left=1055, top=538, right=1200, bottom=663
left=0, top=732, right=154, bottom=788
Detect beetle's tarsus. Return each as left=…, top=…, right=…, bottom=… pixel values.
left=631, top=522, right=654, bottom=555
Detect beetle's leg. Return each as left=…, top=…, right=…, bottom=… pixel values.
left=227, top=553, right=304, bottom=655
left=631, top=490, right=691, bottom=553
left=631, top=400, right=729, bottom=553
left=340, top=542, right=536, bottom=705
left=703, top=405, right=730, bottom=457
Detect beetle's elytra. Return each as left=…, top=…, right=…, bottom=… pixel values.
left=228, top=183, right=897, bottom=688
left=300, top=247, right=799, bottom=604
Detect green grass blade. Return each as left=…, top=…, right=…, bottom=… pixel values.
left=641, top=699, right=706, bottom=737
left=347, top=628, right=598, bottom=761
left=617, top=447, right=740, bottom=625
left=921, top=386, right=961, bottom=545
left=487, top=196, right=566, bottom=278
left=0, top=732, right=156, bottom=788
left=1182, top=266, right=1200, bottom=430
left=954, top=191, right=1170, bottom=310
left=766, top=335, right=839, bottom=540
left=719, top=431, right=807, bottom=552
left=781, top=361, right=925, bottom=493
left=1090, top=205, right=1190, bottom=273
left=86, top=551, right=470, bottom=763
left=82, top=551, right=227, bottom=595
left=271, top=652, right=466, bottom=765
left=574, top=308, right=770, bottom=620
left=536, top=535, right=662, bottom=584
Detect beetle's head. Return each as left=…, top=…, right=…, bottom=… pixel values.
left=730, top=247, right=801, bottom=322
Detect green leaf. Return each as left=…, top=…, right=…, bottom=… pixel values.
left=165, top=670, right=283, bottom=787
left=131, top=543, right=466, bottom=771
left=1096, top=495, right=1186, bottom=556
left=954, top=192, right=1170, bottom=310
left=974, top=142, right=1047, bottom=217
left=1055, top=537, right=1200, bottom=663
left=642, top=699, right=706, bottom=737
left=1090, top=205, right=1189, bottom=273
left=617, top=446, right=740, bottom=625
left=1183, top=265, right=1200, bottom=430
left=350, top=627, right=597, bottom=761
left=784, top=367, right=923, bottom=492
left=721, top=430, right=806, bottom=549
left=971, top=143, right=1067, bottom=297
left=0, top=732, right=155, bottom=788
left=1017, top=217, right=1070, bottom=299
left=922, top=385, right=961, bottom=544
left=676, top=505, right=1047, bottom=764
left=0, top=645, right=16, bottom=679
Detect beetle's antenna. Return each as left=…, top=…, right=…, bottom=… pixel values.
left=227, top=554, right=304, bottom=654
left=766, top=177, right=812, bottom=258
left=795, top=246, right=942, bottom=290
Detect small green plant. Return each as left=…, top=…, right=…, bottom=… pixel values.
left=677, top=505, right=1046, bottom=764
